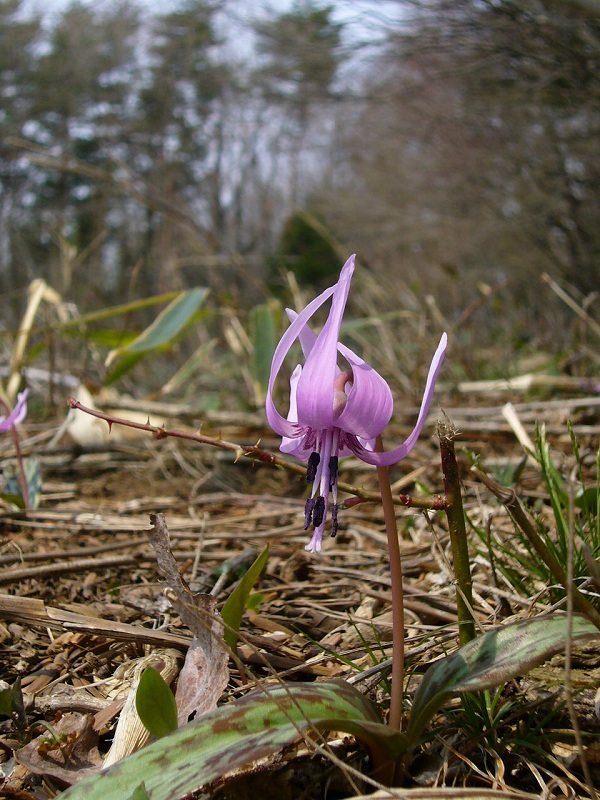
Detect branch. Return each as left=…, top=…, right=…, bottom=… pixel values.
left=67, top=397, right=448, bottom=512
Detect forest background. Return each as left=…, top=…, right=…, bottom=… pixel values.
left=0, top=0, right=599, bottom=397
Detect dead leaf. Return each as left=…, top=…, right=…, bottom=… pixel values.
left=148, top=514, right=229, bottom=724
left=102, top=650, right=181, bottom=768
left=15, top=712, right=102, bottom=784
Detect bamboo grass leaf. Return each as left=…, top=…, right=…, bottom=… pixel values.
left=105, top=288, right=208, bottom=367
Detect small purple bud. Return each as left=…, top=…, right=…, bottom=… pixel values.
left=306, top=452, right=320, bottom=483
left=304, top=497, right=315, bottom=529
left=312, top=496, right=325, bottom=527
left=330, top=504, right=339, bottom=538
left=328, top=456, right=338, bottom=488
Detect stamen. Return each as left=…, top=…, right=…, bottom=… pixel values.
left=312, top=496, right=325, bottom=527
left=328, top=456, right=338, bottom=488
left=330, top=504, right=339, bottom=538
left=304, top=498, right=315, bottom=529
left=306, top=452, right=320, bottom=483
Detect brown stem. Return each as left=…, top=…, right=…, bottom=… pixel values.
left=68, top=398, right=448, bottom=512
left=11, top=428, right=29, bottom=510
left=375, top=436, right=404, bottom=733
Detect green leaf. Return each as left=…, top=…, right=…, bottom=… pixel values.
left=221, top=545, right=269, bottom=653
left=135, top=668, right=178, bottom=738
left=576, top=486, right=598, bottom=515
left=104, top=352, right=146, bottom=386
left=105, top=288, right=208, bottom=367
left=249, top=301, right=280, bottom=404
left=246, top=592, right=264, bottom=612
left=406, top=614, right=599, bottom=746
left=127, top=784, right=150, bottom=800
left=0, top=686, right=13, bottom=717
left=60, top=681, right=404, bottom=800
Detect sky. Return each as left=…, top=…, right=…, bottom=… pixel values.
left=23, top=0, right=404, bottom=40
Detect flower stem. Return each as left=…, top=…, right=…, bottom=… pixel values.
left=375, top=436, right=404, bottom=732
left=438, top=419, right=476, bottom=646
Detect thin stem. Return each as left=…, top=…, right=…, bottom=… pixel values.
left=438, top=419, right=476, bottom=646
left=375, top=436, right=404, bottom=732
left=11, top=427, right=29, bottom=510
left=68, top=397, right=448, bottom=512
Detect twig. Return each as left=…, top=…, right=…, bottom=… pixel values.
left=541, top=272, right=600, bottom=339
left=0, top=554, right=154, bottom=584
left=68, top=398, right=448, bottom=512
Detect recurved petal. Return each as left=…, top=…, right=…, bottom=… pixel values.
left=335, top=343, right=393, bottom=440
left=295, top=255, right=355, bottom=430
left=266, top=283, right=337, bottom=438
left=350, top=332, right=448, bottom=466
left=279, top=366, right=309, bottom=459
left=285, top=309, right=317, bottom=359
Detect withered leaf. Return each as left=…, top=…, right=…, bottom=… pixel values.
left=15, top=712, right=102, bottom=784
left=148, top=514, right=229, bottom=725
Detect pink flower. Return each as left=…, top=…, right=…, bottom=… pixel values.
left=0, top=390, right=28, bottom=432
left=266, top=255, right=447, bottom=552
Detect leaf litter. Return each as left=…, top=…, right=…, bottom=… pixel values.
left=0, top=391, right=598, bottom=798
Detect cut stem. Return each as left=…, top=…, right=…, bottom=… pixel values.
left=438, top=419, right=476, bottom=646
left=375, top=436, right=404, bottom=732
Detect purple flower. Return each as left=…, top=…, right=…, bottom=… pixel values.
left=266, top=255, right=447, bottom=553
left=0, top=390, right=28, bottom=433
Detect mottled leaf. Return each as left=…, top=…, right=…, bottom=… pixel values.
left=406, top=614, right=600, bottom=745
left=59, top=681, right=404, bottom=800
left=2, top=457, right=42, bottom=509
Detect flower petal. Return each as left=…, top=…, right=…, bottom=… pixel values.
left=0, top=389, right=29, bottom=432
left=295, top=255, right=355, bottom=430
left=266, top=283, right=337, bottom=438
left=279, top=365, right=310, bottom=459
left=349, top=332, right=448, bottom=466
left=335, top=343, right=393, bottom=440
left=285, top=309, right=317, bottom=359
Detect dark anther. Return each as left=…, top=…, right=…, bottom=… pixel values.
left=312, top=496, right=325, bottom=528
left=306, top=452, right=320, bottom=483
left=328, top=456, right=338, bottom=488
left=330, top=504, right=339, bottom=538
left=304, top=498, right=315, bottom=529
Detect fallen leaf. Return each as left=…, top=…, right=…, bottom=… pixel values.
left=148, top=514, right=229, bottom=724
left=15, top=712, right=102, bottom=784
